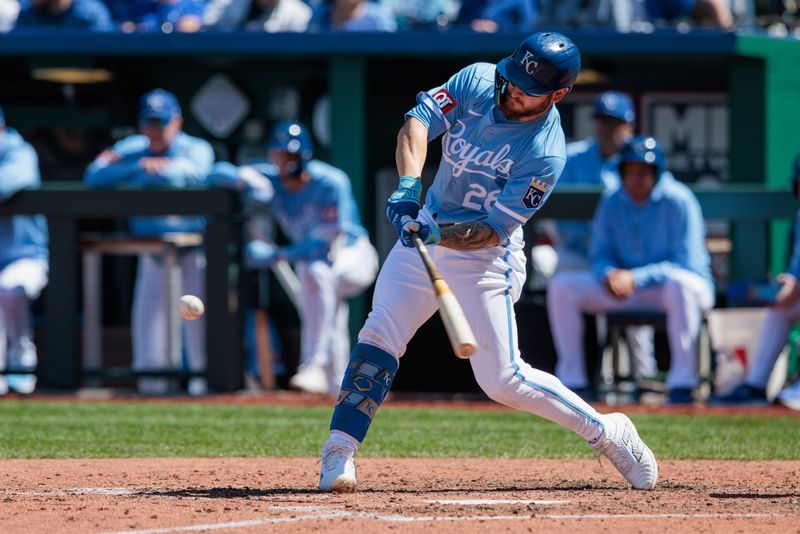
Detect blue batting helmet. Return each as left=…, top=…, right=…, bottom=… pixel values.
left=618, top=136, right=665, bottom=177
left=496, top=32, right=581, bottom=97
left=267, top=120, right=313, bottom=161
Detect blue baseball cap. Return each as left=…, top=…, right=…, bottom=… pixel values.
left=138, top=89, right=181, bottom=123
left=594, top=91, right=635, bottom=123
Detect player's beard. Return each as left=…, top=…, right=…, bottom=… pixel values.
left=499, top=93, right=554, bottom=121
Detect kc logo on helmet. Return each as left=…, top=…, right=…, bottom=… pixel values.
left=431, top=88, right=457, bottom=114
left=521, top=51, right=539, bottom=75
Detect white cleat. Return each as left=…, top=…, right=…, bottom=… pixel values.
left=591, top=413, right=658, bottom=490
left=319, top=436, right=358, bottom=493
left=289, top=364, right=329, bottom=395
left=777, top=379, right=800, bottom=410
left=6, top=374, right=36, bottom=395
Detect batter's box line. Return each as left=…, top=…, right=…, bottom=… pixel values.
left=102, top=509, right=794, bottom=534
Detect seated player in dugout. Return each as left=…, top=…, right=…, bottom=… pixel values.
left=0, top=107, right=49, bottom=396
left=316, top=32, right=659, bottom=494
left=84, top=89, right=214, bottom=396
left=548, top=135, right=715, bottom=406
left=709, top=155, right=800, bottom=410
left=531, top=91, right=657, bottom=402
left=208, top=121, right=378, bottom=396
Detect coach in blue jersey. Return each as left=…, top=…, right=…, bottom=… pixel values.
left=549, top=136, right=714, bottom=405
left=536, top=91, right=656, bottom=399
left=209, top=121, right=378, bottom=396
left=317, top=32, right=658, bottom=493
left=0, top=108, right=48, bottom=395
left=84, top=89, right=214, bottom=396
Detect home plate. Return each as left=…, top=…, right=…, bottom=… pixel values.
left=425, top=499, right=568, bottom=506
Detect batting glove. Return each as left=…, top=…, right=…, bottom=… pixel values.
left=400, top=215, right=441, bottom=248
left=282, top=237, right=329, bottom=263
left=244, top=240, right=281, bottom=269
left=386, top=176, right=422, bottom=236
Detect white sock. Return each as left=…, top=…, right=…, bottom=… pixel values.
left=330, top=430, right=360, bottom=451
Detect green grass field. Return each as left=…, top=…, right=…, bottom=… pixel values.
left=0, top=401, right=797, bottom=460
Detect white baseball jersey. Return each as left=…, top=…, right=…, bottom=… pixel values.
left=406, top=62, right=567, bottom=242
left=357, top=62, right=611, bottom=446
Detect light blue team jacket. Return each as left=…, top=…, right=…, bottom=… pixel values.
left=209, top=159, right=368, bottom=263
left=555, top=137, right=621, bottom=257
left=0, top=128, right=48, bottom=270
left=590, top=172, right=714, bottom=294
left=84, top=132, right=214, bottom=236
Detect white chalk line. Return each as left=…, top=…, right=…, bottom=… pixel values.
left=101, top=506, right=793, bottom=534
left=425, top=499, right=568, bottom=505
left=9, top=489, right=790, bottom=532
left=10, top=488, right=140, bottom=497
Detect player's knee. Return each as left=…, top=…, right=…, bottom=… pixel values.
left=0, top=285, right=26, bottom=305
left=301, top=260, right=332, bottom=290
left=547, top=272, right=579, bottom=305
left=475, top=371, right=523, bottom=408
left=357, top=325, right=403, bottom=360
left=662, top=278, right=690, bottom=307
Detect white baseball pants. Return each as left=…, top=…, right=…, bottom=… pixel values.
left=0, top=258, right=48, bottom=372
left=548, top=269, right=714, bottom=389
left=358, top=229, right=607, bottom=443
left=531, top=244, right=657, bottom=379
left=297, top=237, right=378, bottom=390
left=746, top=301, right=800, bottom=388
left=132, top=250, right=206, bottom=384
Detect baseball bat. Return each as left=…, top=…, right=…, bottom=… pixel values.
left=270, top=259, right=302, bottom=311
left=410, top=232, right=477, bottom=359
left=254, top=307, right=277, bottom=390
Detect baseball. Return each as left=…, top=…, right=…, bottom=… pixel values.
left=178, top=295, right=204, bottom=320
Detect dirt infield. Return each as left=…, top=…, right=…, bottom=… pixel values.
left=3, top=392, right=798, bottom=532
left=1, top=457, right=798, bottom=533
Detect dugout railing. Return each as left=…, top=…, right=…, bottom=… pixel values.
left=0, top=185, right=795, bottom=391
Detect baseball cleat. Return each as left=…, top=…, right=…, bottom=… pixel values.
left=708, top=383, right=768, bottom=406
left=319, top=435, right=357, bottom=493
left=777, top=379, right=800, bottom=411
left=289, top=364, right=329, bottom=395
left=591, top=413, right=658, bottom=490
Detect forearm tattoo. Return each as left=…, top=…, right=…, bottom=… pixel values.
left=440, top=221, right=499, bottom=250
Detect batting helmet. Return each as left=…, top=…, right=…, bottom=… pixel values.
left=618, top=135, right=665, bottom=177
left=496, top=32, right=581, bottom=98
left=267, top=120, right=313, bottom=161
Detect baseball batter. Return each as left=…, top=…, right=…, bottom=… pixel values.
left=318, top=32, right=658, bottom=492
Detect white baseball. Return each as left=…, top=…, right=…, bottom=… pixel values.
left=178, top=295, right=205, bottom=320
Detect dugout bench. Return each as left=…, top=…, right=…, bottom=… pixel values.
left=0, top=185, right=246, bottom=391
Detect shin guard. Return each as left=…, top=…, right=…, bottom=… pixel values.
left=330, top=343, right=399, bottom=442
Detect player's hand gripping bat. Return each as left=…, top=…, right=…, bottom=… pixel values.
left=410, top=232, right=477, bottom=358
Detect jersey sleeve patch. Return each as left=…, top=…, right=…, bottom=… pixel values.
left=321, top=205, right=338, bottom=223
left=522, top=177, right=551, bottom=209
left=431, top=88, right=457, bottom=115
